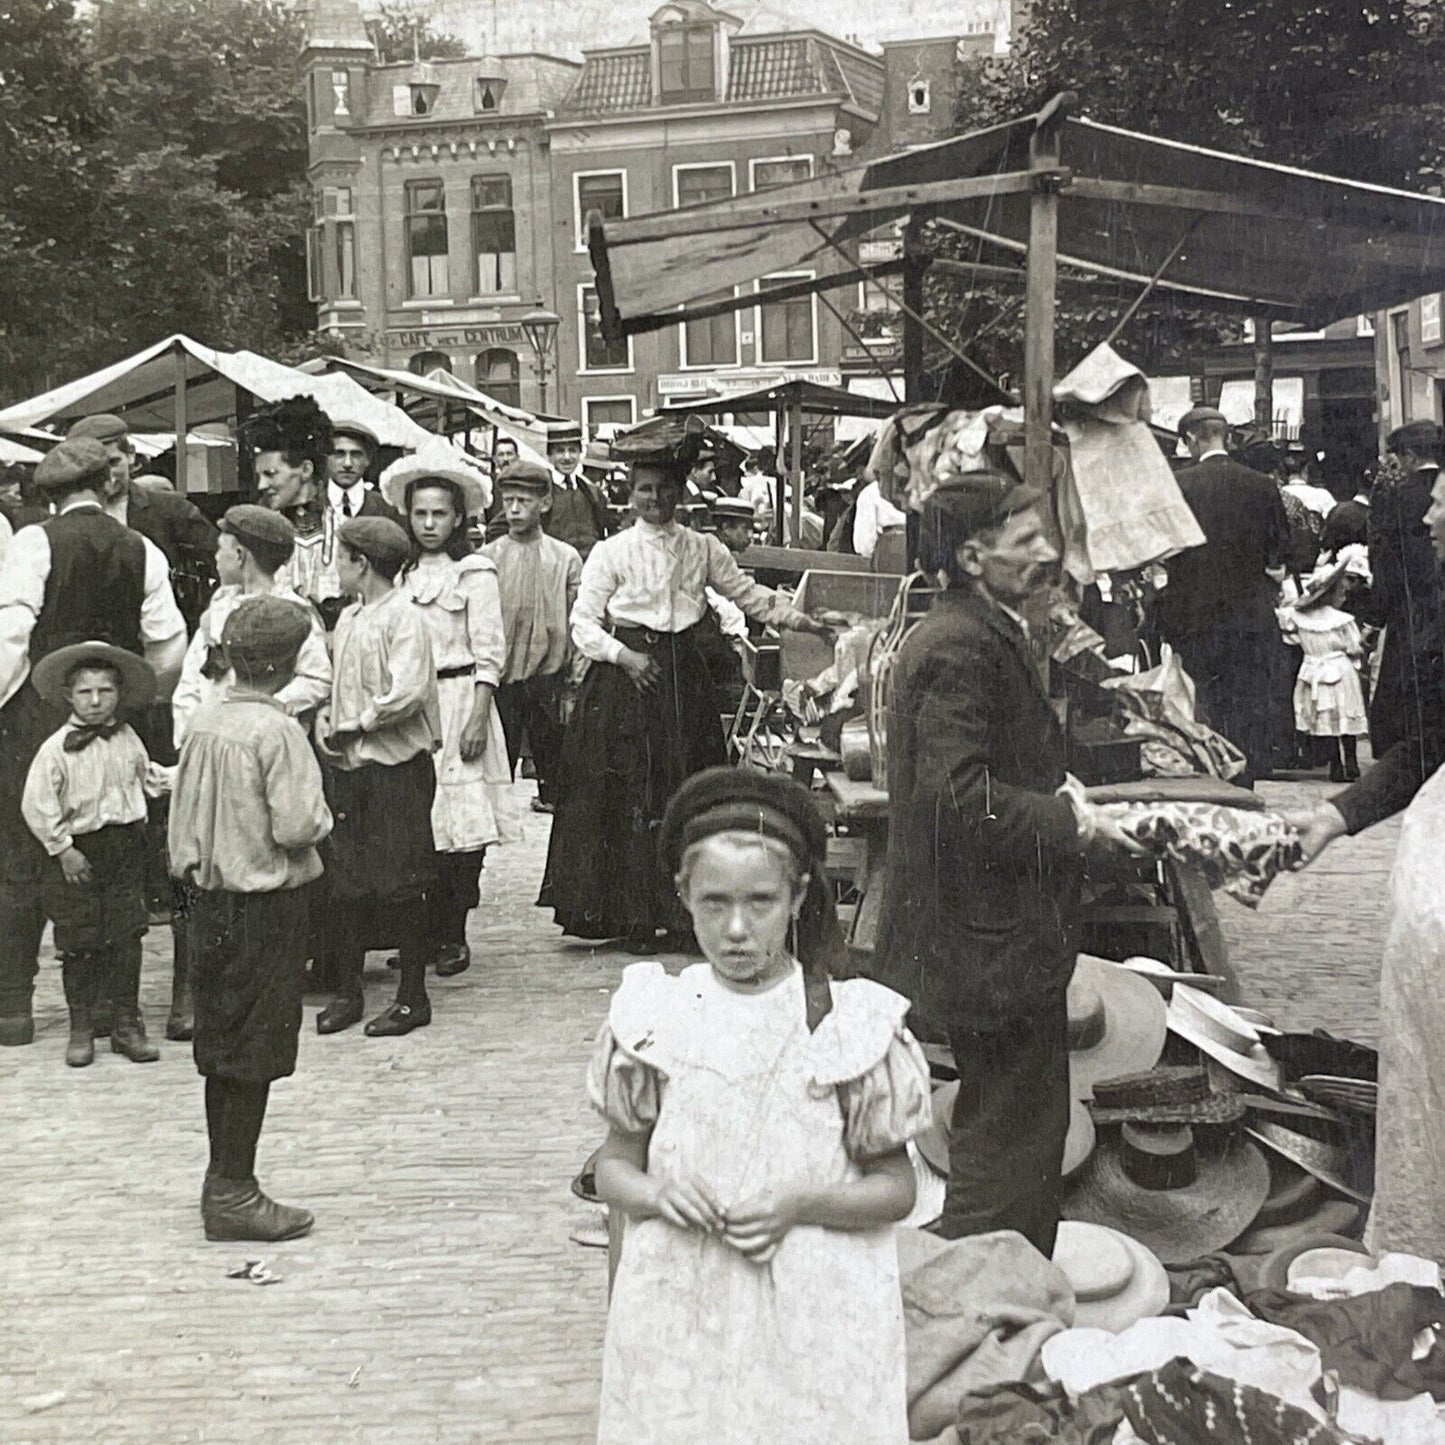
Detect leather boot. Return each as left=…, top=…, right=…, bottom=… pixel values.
left=317, top=955, right=364, bottom=1035
left=203, top=1175, right=314, bottom=1242
left=60, top=954, right=95, bottom=1068
left=165, top=926, right=193, bottom=1042
left=109, top=939, right=159, bottom=1061
left=0, top=1013, right=34, bottom=1047
left=90, top=992, right=113, bottom=1039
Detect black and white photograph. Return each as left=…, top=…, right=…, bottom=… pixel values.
left=5, top=0, right=1445, bottom=1439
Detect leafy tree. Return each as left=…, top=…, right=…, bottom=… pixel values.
left=368, top=2, right=469, bottom=63
left=0, top=0, right=110, bottom=397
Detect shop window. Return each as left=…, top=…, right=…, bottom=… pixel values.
left=471, top=176, right=516, bottom=295
left=405, top=180, right=449, bottom=298
left=477, top=348, right=520, bottom=407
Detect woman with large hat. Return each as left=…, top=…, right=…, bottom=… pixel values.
left=381, top=456, right=514, bottom=977
left=538, top=418, right=834, bottom=951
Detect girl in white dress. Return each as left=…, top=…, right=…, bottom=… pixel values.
left=589, top=768, right=930, bottom=1445
left=382, top=461, right=515, bottom=975
left=1282, top=560, right=1368, bottom=781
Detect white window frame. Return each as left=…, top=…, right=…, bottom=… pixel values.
left=672, top=160, right=736, bottom=209
left=582, top=395, right=637, bottom=438
left=574, top=168, right=628, bottom=254
left=749, top=154, right=814, bottom=191
left=754, top=270, right=818, bottom=367
left=578, top=281, right=634, bottom=375
left=1387, top=306, right=1410, bottom=430
left=679, top=286, right=742, bottom=371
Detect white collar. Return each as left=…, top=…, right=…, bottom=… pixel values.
left=59, top=498, right=103, bottom=515
left=328, top=479, right=365, bottom=511
left=1354, top=492, right=1370, bottom=506
left=1198, top=448, right=1229, bottom=462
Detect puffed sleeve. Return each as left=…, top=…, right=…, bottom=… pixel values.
left=584, top=962, right=677, bottom=1134
left=586, top=1023, right=663, bottom=1135
left=805, top=978, right=932, bottom=1163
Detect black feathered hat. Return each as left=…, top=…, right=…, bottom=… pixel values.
left=243, top=394, right=334, bottom=469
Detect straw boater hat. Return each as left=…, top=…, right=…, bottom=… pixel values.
left=1088, top=1065, right=1248, bottom=1127
left=1293, top=557, right=1350, bottom=612
left=329, top=418, right=379, bottom=456
left=31, top=641, right=157, bottom=710
left=1062, top=1120, right=1270, bottom=1265
left=711, top=498, right=757, bottom=525
left=1067, top=955, right=1169, bottom=1101
left=1166, top=985, right=1283, bottom=1093
left=1245, top=1120, right=1371, bottom=1204
left=1259, top=1237, right=1371, bottom=1293
left=379, top=456, right=489, bottom=517
left=1051, top=1220, right=1170, bottom=1333
left=918, top=1080, right=1096, bottom=1182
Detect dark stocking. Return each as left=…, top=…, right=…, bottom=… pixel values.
left=428, top=851, right=484, bottom=946
left=379, top=897, right=430, bottom=1008
left=1342, top=735, right=1359, bottom=774
left=205, top=1077, right=272, bottom=1181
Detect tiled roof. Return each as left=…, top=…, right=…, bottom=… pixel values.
left=358, top=55, right=580, bottom=126
left=566, top=51, right=652, bottom=113
left=830, top=47, right=884, bottom=115
left=726, top=37, right=824, bottom=102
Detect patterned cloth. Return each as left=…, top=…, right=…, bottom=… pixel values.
left=1098, top=802, right=1302, bottom=907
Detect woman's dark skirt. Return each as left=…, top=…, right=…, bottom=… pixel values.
left=191, top=886, right=311, bottom=1082
left=539, top=623, right=726, bottom=939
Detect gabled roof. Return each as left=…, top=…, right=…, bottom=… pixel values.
left=560, top=31, right=883, bottom=117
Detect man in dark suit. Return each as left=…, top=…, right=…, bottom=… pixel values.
left=543, top=422, right=610, bottom=560
left=1159, top=407, right=1290, bottom=785
left=875, top=472, right=1135, bottom=1254
left=67, top=414, right=220, bottom=629
left=324, top=419, right=401, bottom=526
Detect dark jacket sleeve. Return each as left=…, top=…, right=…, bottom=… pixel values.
left=907, top=638, right=1080, bottom=867
left=1263, top=484, right=1291, bottom=572
left=1334, top=719, right=1445, bottom=835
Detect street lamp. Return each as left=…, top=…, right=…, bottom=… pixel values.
left=521, top=306, right=561, bottom=414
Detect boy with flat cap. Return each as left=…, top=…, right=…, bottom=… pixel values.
left=314, top=516, right=441, bottom=1038
left=170, top=595, right=333, bottom=1242
left=482, top=460, right=582, bottom=814
left=0, top=438, right=186, bottom=1046
left=22, top=641, right=168, bottom=1066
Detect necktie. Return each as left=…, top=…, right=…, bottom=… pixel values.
left=342, top=492, right=354, bottom=518
left=64, top=721, right=121, bottom=754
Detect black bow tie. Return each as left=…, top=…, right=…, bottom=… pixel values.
left=64, top=721, right=121, bottom=753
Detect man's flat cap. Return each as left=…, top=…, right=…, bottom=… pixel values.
left=221, top=594, right=313, bottom=670
left=66, top=414, right=130, bottom=445
left=920, top=470, right=1044, bottom=541
left=338, top=515, right=410, bottom=568
left=220, top=504, right=296, bottom=559
left=1177, top=406, right=1229, bottom=435
left=1386, top=420, right=1442, bottom=456
left=34, top=438, right=110, bottom=493
left=494, top=459, right=553, bottom=494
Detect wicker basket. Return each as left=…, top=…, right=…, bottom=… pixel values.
left=865, top=572, right=940, bottom=785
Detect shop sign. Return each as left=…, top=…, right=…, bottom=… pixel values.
left=389, top=323, right=532, bottom=350
left=657, top=367, right=842, bottom=397
left=858, top=238, right=904, bottom=265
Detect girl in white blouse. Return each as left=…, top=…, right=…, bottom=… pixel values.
left=539, top=425, right=831, bottom=952
left=383, top=461, right=515, bottom=978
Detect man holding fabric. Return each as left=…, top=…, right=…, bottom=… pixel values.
left=875, top=472, right=1135, bottom=1254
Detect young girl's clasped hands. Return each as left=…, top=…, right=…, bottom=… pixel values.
left=588, top=768, right=932, bottom=1445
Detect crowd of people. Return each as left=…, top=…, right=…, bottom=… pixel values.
left=5, top=379, right=1445, bottom=1443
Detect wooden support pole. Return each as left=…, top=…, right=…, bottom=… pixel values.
left=789, top=400, right=804, bottom=548
left=773, top=407, right=785, bottom=546
left=902, top=221, right=926, bottom=402
left=173, top=342, right=189, bottom=495
left=1023, top=104, right=1066, bottom=495
left=1253, top=312, right=1274, bottom=433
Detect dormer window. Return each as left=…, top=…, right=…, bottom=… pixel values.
left=658, top=24, right=715, bottom=105
left=474, top=75, right=507, bottom=112
left=394, top=61, right=441, bottom=118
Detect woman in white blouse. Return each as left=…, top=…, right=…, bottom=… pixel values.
left=383, top=459, right=515, bottom=977
left=539, top=423, right=832, bottom=952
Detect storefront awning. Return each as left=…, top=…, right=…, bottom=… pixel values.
left=589, top=110, right=1445, bottom=336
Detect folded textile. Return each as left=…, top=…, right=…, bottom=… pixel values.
left=1097, top=801, right=1303, bottom=906
left=1290, top=1251, right=1440, bottom=1301
left=898, top=1226, right=1075, bottom=1441
left=951, top=1378, right=1125, bottom=1445
left=1043, top=1287, right=1326, bottom=1418
left=1248, top=1283, right=1445, bottom=1402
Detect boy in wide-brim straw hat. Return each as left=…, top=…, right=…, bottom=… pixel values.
left=169, top=594, right=333, bottom=1242
left=21, top=640, right=165, bottom=1068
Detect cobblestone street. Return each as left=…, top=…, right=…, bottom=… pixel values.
left=3, top=773, right=1396, bottom=1443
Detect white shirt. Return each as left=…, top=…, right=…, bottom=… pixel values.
left=739, top=473, right=774, bottom=512
left=1285, top=478, right=1337, bottom=519
left=327, top=479, right=366, bottom=519
left=851, top=480, right=906, bottom=560
left=0, top=512, right=11, bottom=568
left=172, top=584, right=333, bottom=745
left=570, top=519, right=813, bottom=666
left=0, top=500, right=187, bottom=710
left=21, top=719, right=151, bottom=855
